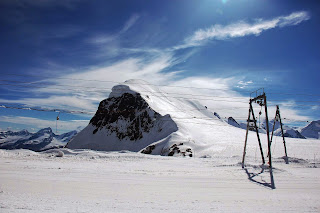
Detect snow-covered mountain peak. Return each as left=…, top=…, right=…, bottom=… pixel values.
left=109, top=84, right=138, bottom=98
left=67, top=79, right=227, bottom=155
left=36, top=127, right=53, bottom=134
left=0, top=128, right=78, bottom=151
left=301, top=120, right=320, bottom=139
left=67, top=80, right=180, bottom=152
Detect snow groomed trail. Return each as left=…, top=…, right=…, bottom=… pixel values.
left=0, top=148, right=319, bottom=212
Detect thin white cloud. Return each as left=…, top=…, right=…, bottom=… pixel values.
left=0, top=53, right=181, bottom=112
left=0, top=96, right=97, bottom=112
left=237, top=80, right=253, bottom=89
left=268, top=100, right=311, bottom=122
left=0, top=10, right=313, bottom=129
left=181, top=11, right=310, bottom=48
left=278, top=11, right=310, bottom=27
left=89, top=14, right=140, bottom=45
left=87, top=14, right=141, bottom=59
left=0, top=115, right=89, bottom=132
left=120, top=14, right=140, bottom=34
left=161, top=77, right=311, bottom=123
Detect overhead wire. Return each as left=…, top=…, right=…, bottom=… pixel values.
left=0, top=103, right=312, bottom=124
left=0, top=73, right=318, bottom=127
left=1, top=82, right=320, bottom=106
left=0, top=104, right=94, bottom=115
left=1, top=73, right=243, bottom=92
left=0, top=104, right=239, bottom=127
left=1, top=79, right=320, bottom=101
left=3, top=73, right=320, bottom=97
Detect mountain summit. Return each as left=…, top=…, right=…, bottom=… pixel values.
left=66, top=79, right=231, bottom=156
left=300, top=120, right=320, bottom=139
left=66, top=80, right=178, bottom=153
left=66, top=80, right=318, bottom=157
left=0, top=127, right=78, bottom=151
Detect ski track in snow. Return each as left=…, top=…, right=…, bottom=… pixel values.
left=0, top=146, right=319, bottom=213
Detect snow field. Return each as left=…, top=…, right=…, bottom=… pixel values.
left=0, top=145, right=319, bottom=213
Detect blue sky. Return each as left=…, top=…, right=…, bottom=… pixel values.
left=0, top=0, right=319, bottom=133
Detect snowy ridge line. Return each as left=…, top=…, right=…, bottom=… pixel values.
left=0, top=127, right=79, bottom=152
left=3, top=73, right=320, bottom=97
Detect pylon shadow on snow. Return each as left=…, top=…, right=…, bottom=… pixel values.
left=244, top=165, right=276, bottom=189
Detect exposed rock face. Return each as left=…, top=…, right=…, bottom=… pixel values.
left=66, top=87, right=178, bottom=152
left=167, top=143, right=193, bottom=157
left=90, top=92, right=162, bottom=141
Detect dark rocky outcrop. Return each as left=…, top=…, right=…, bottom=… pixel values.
left=90, top=92, right=162, bottom=141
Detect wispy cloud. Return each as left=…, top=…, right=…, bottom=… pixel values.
left=0, top=115, right=89, bottom=132
left=0, top=53, right=182, bottom=112
left=88, top=14, right=140, bottom=45
left=120, top=14, right=140, bottom=34
left=0, top=10, right=313, bottom=129
left=180, top=11, right=310, bottom=48
left=86, top=14, right=141, bottom=59
left=159, top=77, right=312, bottom=123
left=0, top=96, right=97, bottom=111
left=237, top=80, right=253, bottom=89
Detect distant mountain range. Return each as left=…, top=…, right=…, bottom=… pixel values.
left=0, top=127, right=79, bottom=151
left=227, top=117, right=319, bottom=139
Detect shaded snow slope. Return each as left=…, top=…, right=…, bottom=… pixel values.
left=273, top=126, right=305, bottom=139
left=0, top=128, right=78, bottom=151
left=301, top=120, right=320, bottom=139
left=227, top=117, right=241, bottom=128
left=0, top=130, right=32, bottom=146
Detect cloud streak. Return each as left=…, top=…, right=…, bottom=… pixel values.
left=120, top=14, right=140, bottom=34
left=181, top=11, right=310, bottom=48
left=0, top=115, right=89, bottom=132
left=0, top=10, right=313, bottom=130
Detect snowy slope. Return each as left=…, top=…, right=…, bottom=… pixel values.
left=300, top=120, right=320, bottom=139
left=273, top=126, right=305, bottom=139
left=1, top=143, right=320, bottom=212
left=0, top=128, right=78, bottom=151
left=67, top=80, right=319, bottom=157
left=0, top=130, right=32, bottom=146
left=67, top=79, right=237, bottom=156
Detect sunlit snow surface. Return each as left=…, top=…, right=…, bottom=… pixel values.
left=1, top=136, right=320, bottom=212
